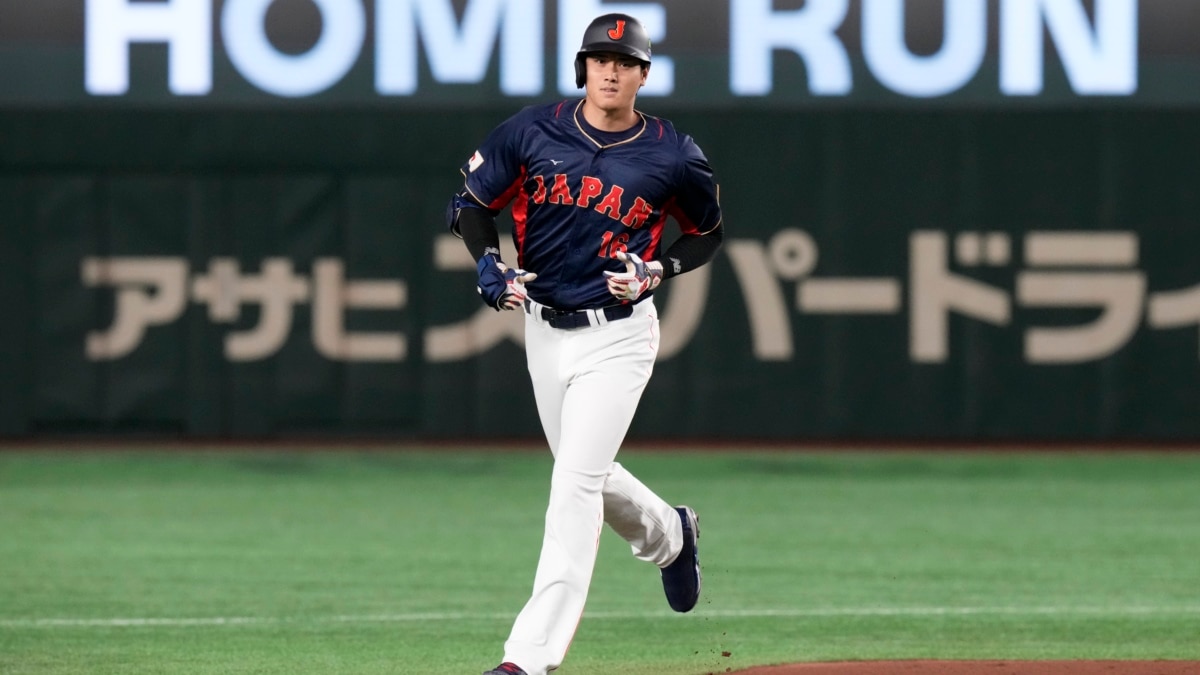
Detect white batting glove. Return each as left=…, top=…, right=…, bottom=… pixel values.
left=500, top=263, right=537, bottom=310
left=603, top=251, right=663, bottom=303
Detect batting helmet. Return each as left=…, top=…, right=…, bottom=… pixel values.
left=574, top=13, right=652, bottom=88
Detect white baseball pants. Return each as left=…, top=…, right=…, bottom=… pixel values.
left=501, top=298, right=686, bottom=675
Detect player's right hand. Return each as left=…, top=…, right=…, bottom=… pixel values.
left=476, top=253, right=537, bottom=311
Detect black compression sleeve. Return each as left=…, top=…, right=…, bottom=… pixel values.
left=457, top=206, right=502, bottom=262
left=659, top=223, right=725, bottom=278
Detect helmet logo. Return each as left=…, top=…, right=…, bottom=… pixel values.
left=608, top=20, right=626, bottom=40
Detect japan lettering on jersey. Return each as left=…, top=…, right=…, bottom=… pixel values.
left=459, top=99, right=722, bottom=311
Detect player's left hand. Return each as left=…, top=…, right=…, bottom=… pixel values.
left=477, top=253, right=537, bottom=311
left=603, top=251, right=663, bottom=303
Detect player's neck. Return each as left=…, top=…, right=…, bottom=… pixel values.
left=580, top=99, right=639, bottom=132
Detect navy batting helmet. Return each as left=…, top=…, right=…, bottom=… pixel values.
left=574, top=13, right=652, bottom=88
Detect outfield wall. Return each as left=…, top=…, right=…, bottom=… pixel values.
left=1, top=107, right=1198, bottom=440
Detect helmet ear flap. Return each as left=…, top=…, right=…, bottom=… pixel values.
left=574, top=55, right=586, bottom=88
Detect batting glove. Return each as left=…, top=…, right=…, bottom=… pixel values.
left=477, top=252, right=537, bottom=311
left=603, top=251, right=663, bottom=303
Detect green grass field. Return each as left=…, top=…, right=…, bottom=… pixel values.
left=2, top=448, right=1199, bottom=674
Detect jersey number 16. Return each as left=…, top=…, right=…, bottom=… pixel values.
left=598, top=231, right=629, bottom=259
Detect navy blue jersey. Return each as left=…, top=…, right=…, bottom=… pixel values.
left=459, top=99, right=722, bottom=311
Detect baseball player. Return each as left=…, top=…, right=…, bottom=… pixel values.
left=446, top=13, right=724, bottom=675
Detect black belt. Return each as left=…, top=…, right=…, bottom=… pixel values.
left=524, top=299, right=635, bottom=330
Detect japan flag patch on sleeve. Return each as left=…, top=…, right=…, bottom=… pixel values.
left=468, top=150, right=485, bottom=172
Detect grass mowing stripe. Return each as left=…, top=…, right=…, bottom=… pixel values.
left=5, top=605, right=1200, bottom=628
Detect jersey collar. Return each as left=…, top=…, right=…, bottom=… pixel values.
left=573, top=99, right=646, bottom=149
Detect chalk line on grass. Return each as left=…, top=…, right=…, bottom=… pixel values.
left=3, top=605, right=1200, bottom=629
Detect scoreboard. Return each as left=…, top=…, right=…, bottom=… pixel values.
left=2, top=0, right=1199, bottom=108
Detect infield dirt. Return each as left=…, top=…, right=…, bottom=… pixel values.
left=728, top=661, right=1200, bottom=674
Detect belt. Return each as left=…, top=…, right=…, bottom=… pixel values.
left=524, top=298, right=635, bottom=330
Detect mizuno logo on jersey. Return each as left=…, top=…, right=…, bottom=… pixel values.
left=529, top=173, right=655, bottom=229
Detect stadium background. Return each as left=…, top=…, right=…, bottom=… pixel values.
left=1, top=0, right=1198, bottom=443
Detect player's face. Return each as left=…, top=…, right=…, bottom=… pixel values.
left=584, top=53, right=648, bottom=112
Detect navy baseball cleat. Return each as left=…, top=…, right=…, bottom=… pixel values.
left=482, top=663, right=527, bottom=675
left=661, top=506, right=701, bottom=612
